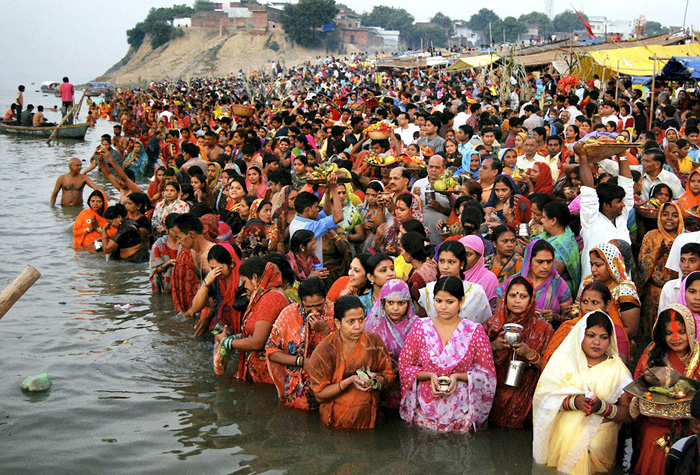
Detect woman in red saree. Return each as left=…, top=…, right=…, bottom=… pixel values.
left=214, top=259, right=289, bottom=382
left=266, top=277, right=335, bottom=410
left=307, top=295, right=395, bottom=429
left=631, top=304, right=700, bottom=474
left=483, top=276, right=554, bottom=429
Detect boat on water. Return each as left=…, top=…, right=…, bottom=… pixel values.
left=0, top=122, right=89, bottom=140
left=53, top=81, right=115, bottom=98
left=40, top=81, right=60, bottom=94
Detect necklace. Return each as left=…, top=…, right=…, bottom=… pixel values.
left=587, top=354, right=611, bottom=368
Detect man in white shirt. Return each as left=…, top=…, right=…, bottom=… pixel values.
left=659, top=243, right=700, bottom=314
left=599, top=100, right=619, bottom=128
left=576, top=142, right=634, bottom=294
left=412, top=155, right=451, bottom=245
left=452, top=103, right=469, bottom=131
left=543, top=135, right=563, bottom=181
left=394, top=111, right=420, bottom=146
left=516, top=135, right=546, bottom=170
left=640, top=148, right=684, bottom=201
left=522, top=105, right=544, bottom=132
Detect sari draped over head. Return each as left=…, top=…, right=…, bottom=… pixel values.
left=171, top=216, right=219, bottom=314
left=464, top=150, right=481, bottom=180
left=366, top=279, right=417, bottom=409
left=678, top=272, right=700, bottom=328
left=236, top=199, right=279, bottom=258
left=637, top=202, right=683, bottom=334
left=234, top=262, right=285, bottom=382
left=265, top=302, right=336, bottom=410
left=483, top=277, right=554, bottom=429
left=578, top=243, right=639, bottom=357
left=508, top=194, right=532, bottom=227
left=200, top=214, right=220, bottom=243
left=147, top=166, right=166, bottom=201
left=533, top=312, right=633, bottom=474
left=307, top=330, right=396, bottom=429
left=677, top=169, right=700, bottom=213
left=272, top=185, right=292, bottom=219
left=536, top=226, right=581, bottom=294
left=633, top=303, right=700, bottom=475
left=485, top=174, right=521, bottom=208
left=382, top=194, right=425, bottom=253
left=497, top=239, right=572, bottom=315
left=206, top=162, right=222, bottom=193
left=366, top=279, right=418, bottom=361
left=125, top=141, right=148, bottom=178
left=533, top=162, right=554, bottom=195
left=399, top=317, right=497, bottom=433
left=460, top=235, right=500, bottom=308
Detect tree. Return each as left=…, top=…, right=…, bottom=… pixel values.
left=150, top=21, right=176, bottom=49
left=645, top=21, right=669, bottom=37
left=282, top=0, right=339, bottom=48
left=519, top=11, right=553, bottom=39
left=127, top=24, right=147, bottom=49
left=501, top=17, right=527, bottom=43
left=360, top=6, right=414, bottom=37
left=193, top=0, right=216, bottom=11
left=468, top=8, right=501, bottom=36
left=404, top=24, right=448, bottom=49
left=431, top=12, right=453, bottom=37
left=553, top=10, right=587, bottom=33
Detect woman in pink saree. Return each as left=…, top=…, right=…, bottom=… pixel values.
left=399, top=276, right=497, bottom=433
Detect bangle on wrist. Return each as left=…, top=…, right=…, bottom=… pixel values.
left=339, top=380, right=344, bottom=391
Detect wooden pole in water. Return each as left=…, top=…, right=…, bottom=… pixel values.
left=0, top=266, right=41, bottom=321
left=73, top=88, right=88, bottom=120
left=47, top=89, right=87, bottom=145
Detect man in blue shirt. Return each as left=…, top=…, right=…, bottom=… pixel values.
left=289, top=173, right=344, bottom=266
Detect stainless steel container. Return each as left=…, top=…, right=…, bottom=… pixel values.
left=518, top=223, right=529, bottom=238
left=503, top=323, right=523, bottom=346
left=505, top=359, right=526, bottom=387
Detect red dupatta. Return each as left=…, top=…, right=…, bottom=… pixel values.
left=483, top=277, right=554, bottom=428
left=237, top=262, right=283, bottom=380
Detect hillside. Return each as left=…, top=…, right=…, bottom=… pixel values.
left=97, top=27, right=352, bottom=85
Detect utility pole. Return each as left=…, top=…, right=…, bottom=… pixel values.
left=489, top=22, right=493, bottom=47
left=683, top=0, right=690, bottom=32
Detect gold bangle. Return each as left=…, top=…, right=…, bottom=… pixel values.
left=339, top=381, right=344, bottom=391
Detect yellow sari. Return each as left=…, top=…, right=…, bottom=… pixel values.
left=533, top=312, right=633, bottom=474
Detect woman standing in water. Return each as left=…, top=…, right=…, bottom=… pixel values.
left=400, top=276, right=496, bottom=432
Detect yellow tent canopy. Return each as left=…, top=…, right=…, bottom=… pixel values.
left=446, top=54, right=500, bottom=71
left=572, top=44, right=700, bottom=80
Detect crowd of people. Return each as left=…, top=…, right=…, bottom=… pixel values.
left=49, top=56, right=700, bottom=474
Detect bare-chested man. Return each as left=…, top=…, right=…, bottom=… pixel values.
left=170, top=213, right=216, bottom=333
left=50, top=158, right=101, bottom=206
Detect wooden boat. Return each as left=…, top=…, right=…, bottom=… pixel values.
left=0, top=122, right=89, bottom=140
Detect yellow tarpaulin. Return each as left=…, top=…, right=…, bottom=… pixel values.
left=572, top=44, right=700, bottom=80
left=446, top=54, right=499, bottom=71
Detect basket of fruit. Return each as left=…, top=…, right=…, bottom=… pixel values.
left=433, top=172, right=459, bottom=194
left=624, top=367, right=700, bottom=420
left=306, top=162, right=352, bottom=184
left=684, top=205, right=700, bottom=232
left=364, top=121, right=392, bottom=141
left=635, top=199, right=662, bottom=219
left=579, top=132, right=642, bottom=162
left=231, top=105, right=255, bottom=117
left=364, top=153, right=399, bottom=167
left=400, top=153, right=426, bottom=169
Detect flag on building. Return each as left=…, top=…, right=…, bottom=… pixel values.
left=573, top=8, right=594, bottom=37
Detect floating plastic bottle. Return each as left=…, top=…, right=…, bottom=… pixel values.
left=20, top=372, right=52, bottom=392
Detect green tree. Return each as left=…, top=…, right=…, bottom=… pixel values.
left=404, top=24, right=448, bottom=49
left=149, top=21, right=176, bottom=49
left=501, top=16, right=527, bottom=43
left=282, top=0, right=339, bottom=48
left=645, top=21, right=669, bottom=37
left=360, top=6, right=414, bottom=37
left=127, top=24, right=147, bottom=49
left=519, top=11, right=553, bottom=39
left=431, top=12, right=454, bottom=37
left=193, top=0, right=216, bottom=11
left=553, top=10, right=588, bottom=33
left=468, top=8, right=501, bottom=37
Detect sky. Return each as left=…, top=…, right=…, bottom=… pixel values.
left=0, top=0, right=695, bottom=84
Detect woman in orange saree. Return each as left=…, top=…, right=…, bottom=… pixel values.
left=73, top=190, right=115, bottom=249
left=266, top=277, right=335, bottom=410
left=631, top=304, right=700, bottom=474
left=307, top=295, right=395, bottom=429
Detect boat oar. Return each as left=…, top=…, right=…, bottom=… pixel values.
left=0, top=266, right=41, bottom=321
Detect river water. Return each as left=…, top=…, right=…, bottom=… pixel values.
left=0, top=86, right=547, bottom=474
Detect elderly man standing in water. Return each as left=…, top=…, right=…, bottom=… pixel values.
left=50, top=158, right=102, bottom=206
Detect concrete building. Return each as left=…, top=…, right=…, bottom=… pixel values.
left=191, top=3, right=282, bottom=35
left=173, top=16, right=192, bottom=28
left=588, top=16, right=633, bottom=40
left=453, top=21, right=480, bottom=47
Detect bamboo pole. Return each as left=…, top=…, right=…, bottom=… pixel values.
left=0, top=266, right=41, bottom=321
left=47, top=89, right=87, bottom=145
left=73, top=88, right=88, bottom=120
left=615, top=60, right=620, bottom=102
left=650, top=54, right=657, bottom=123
